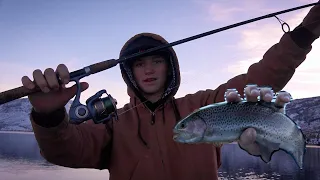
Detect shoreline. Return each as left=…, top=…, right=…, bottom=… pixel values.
left=0, top=131, right=319, bottom=148
left=0, top=130, right=34, bottom=134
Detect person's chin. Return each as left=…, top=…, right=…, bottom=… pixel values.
left=140, top=82, right=162, bottom=94
left=141, top=86, right=159, bottom=94
left=143, top=89, right=158, bottom=94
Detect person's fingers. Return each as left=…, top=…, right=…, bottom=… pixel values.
left=225, top=88, right=242, bottom=102
left=238, top=128, right=260, bottom=155
left=44, top=68, right=60, bottom=91
left=33, top=69, right=50, bottom=93
left=244, top=84, right=260, bottom=102
left=275, top=91, right=291, bottom=107
left=56, top=64, right=70, bottom=84
left=259, top=87, right=274, bottom=102
left=239, top=128, right=256, bottom=145
left=21, top=76, right=35, bottom=89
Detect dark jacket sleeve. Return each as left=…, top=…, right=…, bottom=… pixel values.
left=30, top=107, right=113, bottom=170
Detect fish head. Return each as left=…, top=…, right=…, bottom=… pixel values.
left=173, top=112, right=207, bottom=144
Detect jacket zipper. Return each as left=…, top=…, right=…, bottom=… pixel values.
left=146, top=107, right=158, bottom=125
left=148, top=108, right=166, bottom=176
left=151, top=111, right=155, bottom=125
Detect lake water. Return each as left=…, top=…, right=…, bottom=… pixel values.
left=1, top=131, right=319, bottom=180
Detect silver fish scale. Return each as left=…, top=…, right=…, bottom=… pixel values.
left=198, top=102, right=301, bottom=147
left=174, top=101, right=306, bottom=169
left=198, top=102, right=277, bottom=130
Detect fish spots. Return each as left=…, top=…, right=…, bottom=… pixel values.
left=174, top=99, right=306, bottom=168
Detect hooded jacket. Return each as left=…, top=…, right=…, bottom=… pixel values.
left=30, top=25, right=318, bottom=180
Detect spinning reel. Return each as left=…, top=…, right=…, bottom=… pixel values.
left=67, top=71, right=118, bottom=125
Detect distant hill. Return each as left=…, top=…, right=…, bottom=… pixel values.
left=0, top=98, right=72, bottom=131
left=0, top=96, right=319, bottom=145
left=285, top=96, right=320, bottom=145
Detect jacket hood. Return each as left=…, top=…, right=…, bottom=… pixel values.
left=119, top=32, right=181, bottom=107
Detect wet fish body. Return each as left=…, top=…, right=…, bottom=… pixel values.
left=172, top=100, right=306, bottom=169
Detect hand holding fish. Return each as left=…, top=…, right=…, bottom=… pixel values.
left=172, top=84, right=306, bottom=169
left=225, top=85, right=292, bottom=156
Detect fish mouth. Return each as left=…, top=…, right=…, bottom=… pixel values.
left=172, top=130, right=180, bottom=140
left=172, top=134, right=179, bottom=140
left=172, top=130, right=203, bottom=144
left=172, top=130, right=187, bottom=142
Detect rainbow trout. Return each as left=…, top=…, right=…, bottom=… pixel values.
left=172, top=98, right=306, bottom=169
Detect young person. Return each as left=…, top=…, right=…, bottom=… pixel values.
left=22, top=3, right=320, bottom=180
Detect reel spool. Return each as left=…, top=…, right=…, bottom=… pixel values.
left=86, top=90, right=118, bottom=124
left=68, top=73, right=118, bottom=124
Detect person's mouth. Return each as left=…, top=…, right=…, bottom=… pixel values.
left=143, top=78, right=157, bottom=82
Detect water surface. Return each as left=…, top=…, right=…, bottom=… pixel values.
left=1, top=131, right=319, bottom=180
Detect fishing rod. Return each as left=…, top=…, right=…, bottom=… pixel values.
left=0, top=2, right=318, bottom=124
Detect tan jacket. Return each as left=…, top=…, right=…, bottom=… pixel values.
left=30, top=30, right=315, bottom=180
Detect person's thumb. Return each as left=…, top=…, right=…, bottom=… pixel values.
left=239, top=128, right=256, bottom=146
left=62, top=82, right=89, bottom=101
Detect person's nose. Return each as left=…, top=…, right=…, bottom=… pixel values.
left=144, top=62, right=155, bottom=74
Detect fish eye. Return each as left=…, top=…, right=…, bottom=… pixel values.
left=180, top=122, right=186, bottom=129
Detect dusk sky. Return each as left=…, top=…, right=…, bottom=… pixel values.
left=1, top=0, right=320, bottom=108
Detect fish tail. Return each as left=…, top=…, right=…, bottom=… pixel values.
left=284, top=146, right=304, bottom=170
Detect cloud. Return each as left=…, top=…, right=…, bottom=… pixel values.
left=0, top=57, right=81, bottom=88
left=224, top=8, right=320, bottom=99
left=298, top=0, right=318, bottom=3
left=205, top=0, right=276, bottom=22
left=208, top=4, right=244, bottom=22
left=0, top=61, right=36, bottom=92
left=180, top=70, right=197, bottom=76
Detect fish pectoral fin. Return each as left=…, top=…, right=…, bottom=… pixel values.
left=212, top=142, right=224, bottom=147
left=257, top=141, right=281, bottom=163
left=212, top=140, right=234, bottom=147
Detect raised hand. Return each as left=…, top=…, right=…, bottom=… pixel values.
left=224, top=84, right=292, bottom=155
left=21, top=64, right=89, bottom=114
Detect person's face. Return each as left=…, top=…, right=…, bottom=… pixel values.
left=132, top=54, right=169, bottom=95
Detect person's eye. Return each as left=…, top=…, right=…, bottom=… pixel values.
left=134, top=62, right=143, bottom=67
left=154, top=59, right=164, bottom=64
